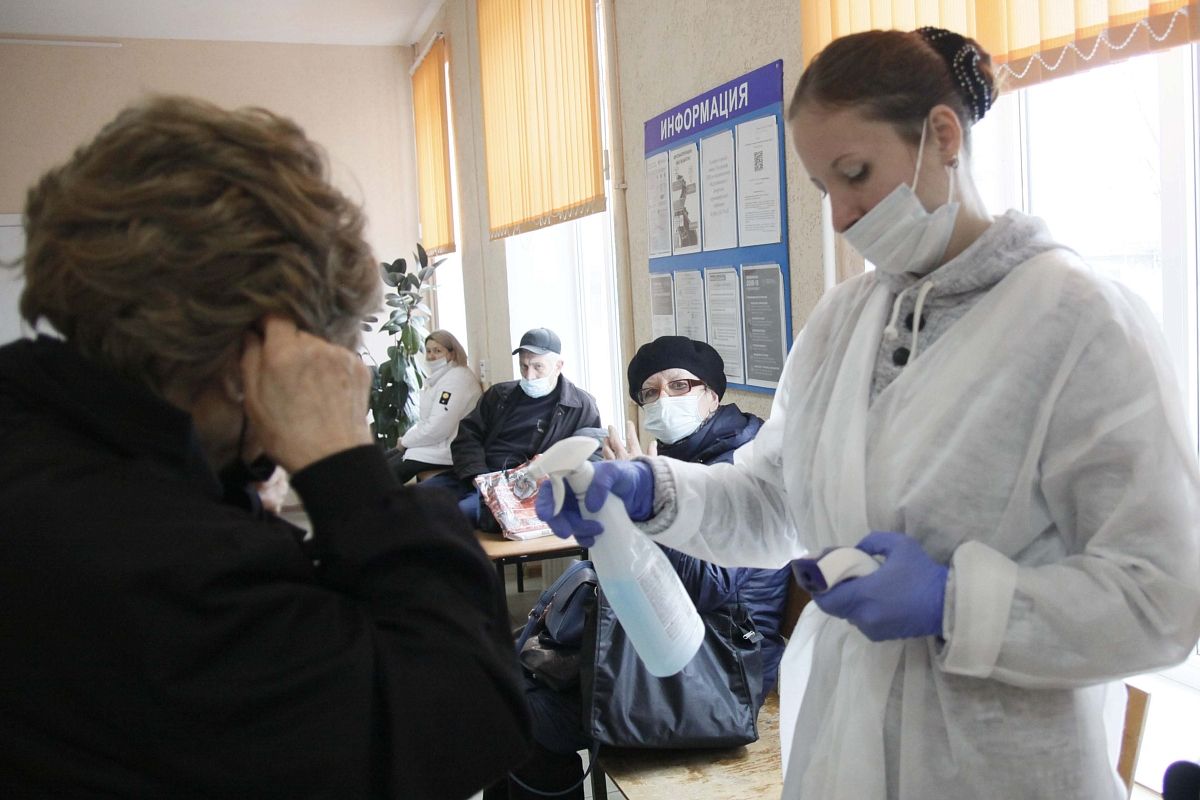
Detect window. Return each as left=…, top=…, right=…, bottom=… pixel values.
left=476, top=0, right=606, bottom=238
left=431, top=58, right=468, bottom=345
left=502, top=0, right=624, bottom=431
left=0, top=214, right=26, bottom=345
left=972, top=44, right=1200, bottom=788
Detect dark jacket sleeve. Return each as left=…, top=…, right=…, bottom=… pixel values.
left=659, top=544, right=747, bottom=613
left=581, top=394, right=601, bottom=430
left=451, top=384, right=499, bottom=480
left=262, top=446, right=531, bottom=799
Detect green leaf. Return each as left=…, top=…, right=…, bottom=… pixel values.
left=392, top=257, right=407, bottom=274
left=416, top=243, right=429, bottom=268
left=401, top=324, right=421, bottom=354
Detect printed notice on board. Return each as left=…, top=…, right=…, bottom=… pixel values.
left=735, top=115, right=782, bottom=246
left=646, top=152, right=673, bottom=259
left=650, top=273, right=676, bottom=338
left=699, top=130, right=737, bottom=251
left=741, top=263, right=787, bottom=387
left=673, top=269, right=706, bottom=341
left=669, top=144, right=702, bottom=255
left=704, top=267, right=745, bottom=384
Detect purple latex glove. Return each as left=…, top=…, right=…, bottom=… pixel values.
left=534, top=459, right=655, bottom=547
left=811, top=531, right=948, bottom=641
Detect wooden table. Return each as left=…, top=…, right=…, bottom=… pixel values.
left=474, top=530, right=586, bottom=592
left=594, top=692, right=783, bottom=800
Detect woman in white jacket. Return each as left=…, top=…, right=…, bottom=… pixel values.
left=390, top=329, right=482, bottom=484
left=538, top=27, right=1200, bottom=800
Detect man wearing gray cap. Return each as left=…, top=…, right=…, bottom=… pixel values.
left=423, top=327, right=600, bottom=528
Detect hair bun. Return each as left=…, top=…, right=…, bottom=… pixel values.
left=916, top=27, right=993, bottom=123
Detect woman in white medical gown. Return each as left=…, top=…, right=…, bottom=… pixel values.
left=539, top=27, right=1200, bottom=800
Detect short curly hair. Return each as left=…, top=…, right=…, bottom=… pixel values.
left=19, top=94, right=380, bottom=396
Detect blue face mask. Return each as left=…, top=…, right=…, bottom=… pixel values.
left=520, top=375, right=557, bottom=398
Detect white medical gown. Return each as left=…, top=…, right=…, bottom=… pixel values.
left=646, top=247, right=1200, bottom=799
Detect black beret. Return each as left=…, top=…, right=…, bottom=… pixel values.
left=627, top=336, right=726, bottom=403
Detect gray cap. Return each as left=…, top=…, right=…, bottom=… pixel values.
left=512, top=327, right=562, bottom=356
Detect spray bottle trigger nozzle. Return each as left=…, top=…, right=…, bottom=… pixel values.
left=523, top=436, right=601, bottom=515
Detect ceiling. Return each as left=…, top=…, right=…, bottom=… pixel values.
left=0, top=0, right=443, bottom=47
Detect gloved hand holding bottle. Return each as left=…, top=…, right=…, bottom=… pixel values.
left=810, top=531, right=949, bottom=641
left=535, top=458, right=655, bottom=547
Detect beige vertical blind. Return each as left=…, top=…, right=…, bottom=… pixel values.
left=801, top=1, right=1198, bottom=89
left=411, top=36, right=455, bottom=256
left=477, top=0, right=606, bottom=239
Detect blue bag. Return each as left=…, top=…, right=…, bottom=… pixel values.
left=516, top=560, right=598, bottom=690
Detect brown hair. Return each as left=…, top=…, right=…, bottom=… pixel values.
left=788, top=29, right=997, bottom=146
left=426, top=329, right=469, bottom=368
left=19, top=94, right=379, bottom=397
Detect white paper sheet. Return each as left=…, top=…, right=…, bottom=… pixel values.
left=650, top=273, right=677, bottom=338
left=736, top=115, right=782, bottom=246
left=699, top=130, right=737, bottom=251
left=704, top=266, right=745, bottom=384
left=673, top=269, right=707, bottom=342
left=669, top=144, right=702, bottom=255
left=646, top=152, right=673, bottom=259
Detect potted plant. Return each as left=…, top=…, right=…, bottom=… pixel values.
left=364, top=243, right=441, bottom=449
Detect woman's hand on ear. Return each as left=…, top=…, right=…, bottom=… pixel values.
left=240, top=316, right=371, bottom=473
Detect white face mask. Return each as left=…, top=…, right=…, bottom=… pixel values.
left=520, top=375, right=556, bottom=398
left=424, top=357, right=448, bottom=374
left=842, top=119, right=959, bottom=277
left=643, top=394, right=706, bottom=445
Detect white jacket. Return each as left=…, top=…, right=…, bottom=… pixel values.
left=399, top=363, right=482, bottom=466
left=643, top=239, right=1200, bottom=799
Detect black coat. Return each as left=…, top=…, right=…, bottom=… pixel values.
left=0, top=337, right=531, bottom=799
left=450, top=376, right=601, bottom=481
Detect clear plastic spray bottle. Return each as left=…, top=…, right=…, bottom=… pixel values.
left=529, top=436, right=704, bottom=677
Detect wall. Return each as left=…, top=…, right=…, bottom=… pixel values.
left=409, top=0, right=831, bottom=412
left=0, top=36, right=419, bottom=271
left=611, top=0, right=825, bottom=419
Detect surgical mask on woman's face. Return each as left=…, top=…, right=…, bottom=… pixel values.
left=424, top=357, right=448, bottom=374
left=520, top=375, right=556, bottom=398
left=842, top=119, right=960, bottom=276
left=643, top=394, right=706, bottom=445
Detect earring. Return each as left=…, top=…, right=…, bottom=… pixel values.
left=947, top=156, right=960, bottom=169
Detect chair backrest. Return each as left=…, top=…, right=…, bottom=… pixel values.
left=780, top=573, right=811, bottom=641
left=1117, top=683, right=1149, bottom=798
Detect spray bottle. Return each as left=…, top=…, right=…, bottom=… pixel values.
left=527, top=436, right=704, bottom=677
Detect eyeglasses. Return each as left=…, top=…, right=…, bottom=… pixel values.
left=636, top=378, right=706, bottom=406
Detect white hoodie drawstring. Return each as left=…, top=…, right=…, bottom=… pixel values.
left=908, top=280, right=935, bottom=360
left=882, top=279, right=936, bottom=361
left=883, top=286, right=909, bottom=343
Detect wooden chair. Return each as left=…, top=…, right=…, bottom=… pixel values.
left=1118, top=683, right=1150, bottom=798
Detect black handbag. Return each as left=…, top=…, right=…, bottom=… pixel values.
left=516, top=560, right=599, bottom=691
left=580, top=588, right=764, bottom=749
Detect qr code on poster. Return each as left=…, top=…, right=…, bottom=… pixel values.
left=754, top=149, right=764, bottom=171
